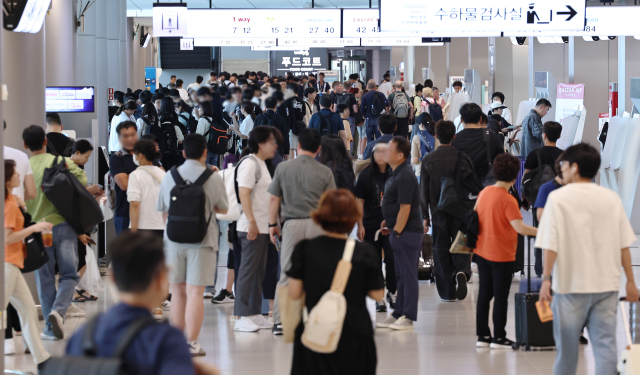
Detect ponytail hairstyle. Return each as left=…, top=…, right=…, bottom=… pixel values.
left=142, top=103, right=158, bottom=126
left=115, top=101, right=138, bottom=116
left=5, top=160, right=15, bottom=200
left=133, top=140, right=161, bottom=163
left=242, top=102, right=256, bottom=122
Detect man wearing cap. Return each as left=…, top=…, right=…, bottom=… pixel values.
left=487, top=101, right=513, bottom=144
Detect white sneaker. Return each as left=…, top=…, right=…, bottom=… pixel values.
left=40, top=333, right=60, bottom=341
left=234, top=317, right=260, bottom=332
left=250, top=314, right=274, bottom=329
left=162, top=300, right=171, bottom=311
left=376, top=315, right=397, bottom=328
left=188, top=341, right=206, bottom=356
left=66, top=304, right=86, bottom=318
left=203, top=292, right=214, bottom=299
left=389, top=316, right=414, bottom=331
left=48, top=311, right=64, bottom=339
left=4, top=339, right=15, bottom=355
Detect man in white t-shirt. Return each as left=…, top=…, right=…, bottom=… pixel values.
left=233, top=127, right=278, bottom=333
left=378, top=73, right=393, bottom=96
left=4, top=146, right=35, bottom=201
left=537, top=143, right=639, bottom=375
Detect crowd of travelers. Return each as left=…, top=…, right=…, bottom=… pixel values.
left=2, top=69, right=637, bottom=375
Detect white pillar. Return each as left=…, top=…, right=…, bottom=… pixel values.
left=619, top=36, right=626, bottom=114
left=528, top=38, right=534, bottom=99
left=46, top=0, right=76, bottom=86
left=119, top=0, right=127, bottom=91
left=404, top=46, right=415, bottom=90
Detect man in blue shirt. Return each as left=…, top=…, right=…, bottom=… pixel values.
left=360, top=80, right=390, bottom=142
left=362, top=113, right=397, bottom=160
left=65, top=232, right=220, bottom=375
left=308, top=94, right=346, bottom=141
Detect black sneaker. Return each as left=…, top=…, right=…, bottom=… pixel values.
left=386, top=291, right=396, bottom=309
left=272, top=324, right=283, bottom=336
left=212, top=289, right=234, bottom=304
left=490, top=337, right=516, bottom=350
left=455, top=272, right=468, bottom=300
left=376, top=302, right=387, bottom=313
left=579, top=334, right=589, bottom=345
left=476, top=336, right=492, bottom=348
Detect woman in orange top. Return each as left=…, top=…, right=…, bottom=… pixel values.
left=474, top=154, right=537, bottom=350
left=4, top=160, right=53, bottom=368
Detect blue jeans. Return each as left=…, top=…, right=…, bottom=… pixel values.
left=35, top=222, right=79, bottom=336
left=207, top=153, right=219, bottom=168
left=114, top=216, right=130, bottom=236
left=389, top=231, right=423, bottom=321
left=551, top=291, right=618, bottom=375
left=366, top=117, right=381, bottom=142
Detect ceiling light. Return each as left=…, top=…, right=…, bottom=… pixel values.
left=537, top=36, right=548, bottom=44
left=4, top=0, right=52, bottom=33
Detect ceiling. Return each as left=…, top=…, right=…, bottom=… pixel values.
left=128, top=0, right=380, bottom=15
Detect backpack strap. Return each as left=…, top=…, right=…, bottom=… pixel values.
left=329, top=238, right=356, bottom=294
left=62, top=138, right=75, bottom=156
left=536, top=148, right=543, bottom=171
left=193, top=168, right=214, bottom=187
left=202, top=117, right=213, bottom=136
left=112, top=315, right=157, bottom=357
left=81, top=314, right=103, bottom=356
left=417, top=132, right=433, bottom=153
left=484, top=129, right=492, bottom=167
left=233, top=155, right=261, bottom=206
left=170, top=166, right=185, bottom=186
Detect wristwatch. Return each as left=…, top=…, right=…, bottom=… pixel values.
left=542, top=275, right=552, bottom=282
left=268, top=223, right=278, bottom=228
left=393, top=230, right=401, bottom=238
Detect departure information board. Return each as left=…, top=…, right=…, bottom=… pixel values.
left=187, top=9, right=341, bottom=39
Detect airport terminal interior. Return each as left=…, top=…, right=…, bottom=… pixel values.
left=3, top=0, right=640, bottom=374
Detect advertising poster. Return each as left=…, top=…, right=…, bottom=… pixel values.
left=555, top=83, right=585, bottom=122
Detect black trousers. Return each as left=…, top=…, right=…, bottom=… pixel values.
left=475, top=254, right=514, bottom=339
left=363, top=227, right=397, bottom=294
left=393, top=116, right=410, bottom=139
left=431, top=211, right=471, bottom=300
left=5, top=304, right=20, bottom=339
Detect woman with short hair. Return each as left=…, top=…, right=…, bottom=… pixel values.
left=287, top=189, right=384, bottom=375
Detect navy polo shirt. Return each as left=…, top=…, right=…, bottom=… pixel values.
left=382, top=161, right=423, bottom=233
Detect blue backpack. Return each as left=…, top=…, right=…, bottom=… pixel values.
left=417, top=129, right=435, bottom=161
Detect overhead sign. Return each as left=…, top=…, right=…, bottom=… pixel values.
left=180, top=38, right=194, bottom=50
left=505, top=7, right=640, bottom=37
left=152, top=4, right=188, bottom=37
left=555, top=83, right=585, bottom=122
left=187, top=9, right=341, bottom=39
left=272, top=49, right=328, bottom=77
left=379, top=0, right=586, bottom=32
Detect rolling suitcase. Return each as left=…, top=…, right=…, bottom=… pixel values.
left=515, top=236, right=555, bottom=350
left=418, top=234, right=435, bottom=282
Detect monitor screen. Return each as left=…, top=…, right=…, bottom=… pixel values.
left=45, top=86, right=95, bottom=113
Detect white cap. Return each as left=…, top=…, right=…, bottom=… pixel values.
left=490, top=101, right=507, bottom=110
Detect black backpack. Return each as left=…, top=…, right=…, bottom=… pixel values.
left=47, top=137, right=75, bottom=158
left=428, top=100, right=443, bottom=122
left=335, top=93, right=351, bottom=107
left=482, top=129, right=497, bottom=187
left=316, top=112, right=331, bottom=136
left=166, top=166, right=214, bottom=244
left=371, top=92, right=385, bottom=117
left=41, top=314, right=156, bottom=375
left=522, top=150, right=557, bottom=204
left=203, top=117, right=229, bottom=155
left=159, top=116, right=179, bottom=156
left=41, top=157, right=104, bottom=235
left=436, top=152, right=481, bottom=217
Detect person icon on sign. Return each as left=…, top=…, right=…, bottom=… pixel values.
left=527, top=4, right=539, bottom=24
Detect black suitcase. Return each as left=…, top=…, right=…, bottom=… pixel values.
left=514, top=236, right=555, bottom=350
left=418, top=234, right=435, bottom=282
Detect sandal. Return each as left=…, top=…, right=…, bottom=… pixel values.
left=76, top=288, right=98, bottom=301
left=72, top=295, right=86, bottom=303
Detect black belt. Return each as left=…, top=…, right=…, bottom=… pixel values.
left=282, top=217, right=311, bottom=226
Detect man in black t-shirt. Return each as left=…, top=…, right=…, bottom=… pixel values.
left=524, top=121, right=563, bottom=174
left=378, top=136, right=423, bottom=331
left=45, top=112, right=75, bottom=157
left=332, top=82, right=358, bottom=114
left=451, top=103, right=504, bottom=184
left=108, top=121, right=139, bottom=235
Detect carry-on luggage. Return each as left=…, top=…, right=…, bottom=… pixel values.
left=418, top=234, right=435, bottom=282
left=515, top=235, right=555, bottom=350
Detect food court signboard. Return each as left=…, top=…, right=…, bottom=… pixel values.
left=272, top=49, right=328, bottom=77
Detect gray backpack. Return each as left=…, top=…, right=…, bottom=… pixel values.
left=392, top=93, right=410, bottom=118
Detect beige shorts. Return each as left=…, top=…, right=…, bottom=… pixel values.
left=165, top=247, right=217, bottom=286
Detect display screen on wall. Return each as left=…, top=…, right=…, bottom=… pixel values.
left=45, top=87, right=95, bottom=113
left=153, top=4, right=188, bottom=37
left=160, top=38, right=212, bottom=69
left=272, top=49, right=328, bottom=77
left=187, top=9, right=341, bottom=39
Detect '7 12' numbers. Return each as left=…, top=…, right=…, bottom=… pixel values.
left=233, top=27, right=250, bottom=33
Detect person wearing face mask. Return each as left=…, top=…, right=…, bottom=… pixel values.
left=109, top=101, right=138, bottom=153
left=230, top=102, right=256, bottom=153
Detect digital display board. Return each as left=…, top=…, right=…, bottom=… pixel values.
left=45, top=87, right=95, bottom=113
left=187, top=9, right=341, bottom=39
left=152, top=4, right=188, bottom=37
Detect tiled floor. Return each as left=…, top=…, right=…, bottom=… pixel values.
left=6, top=268, right=637, bottom=375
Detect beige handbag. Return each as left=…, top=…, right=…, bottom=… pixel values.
left=301, top=238, right=355, bottom=354
left=449, top=200, right=479, bottom=255
left=278, top=285, right=305, bottom=343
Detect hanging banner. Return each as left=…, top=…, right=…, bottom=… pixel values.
left=555, top=83, right=584, bottom=123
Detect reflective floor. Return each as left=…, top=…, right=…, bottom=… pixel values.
left=5, top=267, right=637, bottom=375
